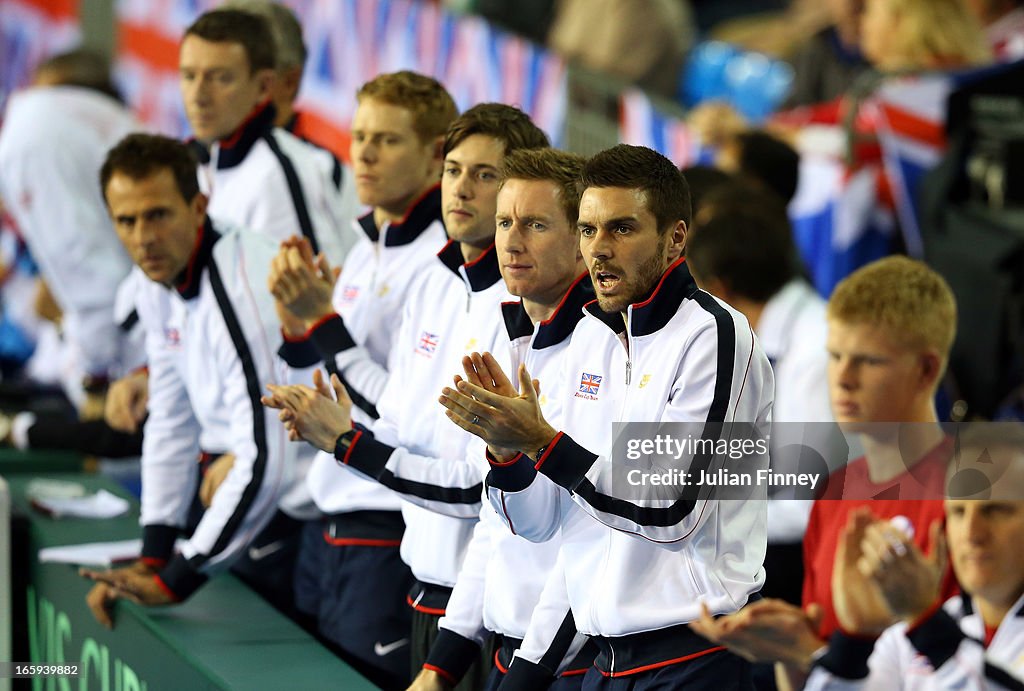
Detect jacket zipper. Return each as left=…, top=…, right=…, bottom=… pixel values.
left=624, top=308, right=634, bottom=386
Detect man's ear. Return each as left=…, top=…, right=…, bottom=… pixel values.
left=667, top=220, right=687, bottom=261
left=192, top=192, right=209, bottom=218
left=427, top=136, right=446, bottom=179
left=919, top=350, right=943, bottom=390
left=281, top=67, right=302, bottom=103
left=256, top=68, right=275, bottom=100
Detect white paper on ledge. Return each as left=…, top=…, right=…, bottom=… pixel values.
left=38, top=539, right=143, bottom=568
left=29, top=489, right=130, bottom=519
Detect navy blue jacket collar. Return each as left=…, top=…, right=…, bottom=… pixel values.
left=215, top=100, right=276, bottom=170
left=358, top=185, right=442, bottom=247
left=174, top=217, right=219, bottom=300
left=187, top=138, right=210, bottom=165
left=584, top=258, right=699, bottom=337
left=501, top=273, right=592, bottom=349
left=437, top=240, right=502, bottom=293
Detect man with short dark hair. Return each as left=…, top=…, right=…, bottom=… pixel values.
left=80, top=134, right=301, bottom=624
left=225, top=0, right=347, bottom=161
left=717, top=131, right=801, bottom=206
left=440, top=144, right=775, bottom=689
left=412, top=147, right=595, bottom=691
left=179, top=8, right=355, bottom=265
left=687, top=186, right=831, bottom=607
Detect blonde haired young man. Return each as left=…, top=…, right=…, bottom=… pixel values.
left=691, top=256, right=959, bottom=687
left=267, top=71, right=456, bottom=687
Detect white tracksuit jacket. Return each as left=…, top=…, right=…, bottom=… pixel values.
left=487, top=258, right=775, bottom=639
left=0, top=85, right=138, bottom=380
left=279, top=187, right=448, bottom=514
left=196, top=100, right=358, bottom=268
left=426, top=276, right=595, bottom=685
left=338, top=241, right=509, bottom=590
left=136, top=221, right=297, bottom=599
left=806, top=593, right=1024, bottom=691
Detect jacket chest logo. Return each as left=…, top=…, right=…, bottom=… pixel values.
left=340, top=285, right=360, bottom=305
left=415, top=331, right=440, bottom=357
left=638, top=374, right=652, bottom=389
left=164, top=327, right=182, bottom=348
left=575, top=372, right=602, bottom=400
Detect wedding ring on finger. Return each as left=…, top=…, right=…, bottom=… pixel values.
left=471, top=415, right=480, bottom=425
left=885, top=533, right=907, bottom=559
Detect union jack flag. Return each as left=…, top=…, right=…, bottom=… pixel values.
left=579, top=373, right=602, bottom=395
left=416, top=331, right=439, bottom=355
left=340, top=285, right=360, bottom=304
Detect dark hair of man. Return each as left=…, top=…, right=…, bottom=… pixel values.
left=100, top=134, right=200, bottom=204
left=581, top=144, right=691, bottom=232
left=736, top=131, right=800, bottom=205
left=679, top=165, right=734, bottom=219
left=443, top=103, right=550, bottom=159
left=224, top=0, right=307, bottom=70
left=499, top=148, right=586, bottom=224
left=183, top=9, right=276, bottom=73
left=686, top=185, right=801, bottom=303
left=35, top=49, right=123, bottom=103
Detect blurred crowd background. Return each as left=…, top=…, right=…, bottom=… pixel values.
left=1, top=0, right=1023, bottom=424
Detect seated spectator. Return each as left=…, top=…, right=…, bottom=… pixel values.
left=785, top=0, right=871, bottom=108
left=679, top=165, right=734, bottom=217
left=547, top=0, right=695, bottom=98
left=660, top=0, right=992, bottom=169
left=859, top=0, right=991, bottom=72
left=689, top=256, right=960, bottom=688
left=687, top=186, right=831, bottom=607
left=717, top=131, right=801, bottom=205
left=806, top=422, right=1024, bottom=689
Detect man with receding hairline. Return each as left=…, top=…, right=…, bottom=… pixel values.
left=79, top=133, right=302, bottom=626
left=441, top=144, right=774, bottom=689
left=179, top=8, right=355, bottom=264
left=103, top=7, right=359, bottom=444
left=804, top=423, right=1024, bottom=689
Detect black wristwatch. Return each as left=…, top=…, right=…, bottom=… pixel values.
left=334, top=428, right=359, bottom=460
left=82, top=374, right=111, bottom=394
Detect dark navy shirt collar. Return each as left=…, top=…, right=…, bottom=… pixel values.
left=436, top=240, right=502, bottom=292
left=584, top=258, right=699, bottom=337
left=174, top=217, right=219, bottom=300
left=358, top=185, right=443, bottom=247
left=186, top=138, right=210, bottom=165
left=215, top=100, right=276, bottom=170
left=501, top=274, right=593, bottom=349
left=283, top=111, right=299, bottom=134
